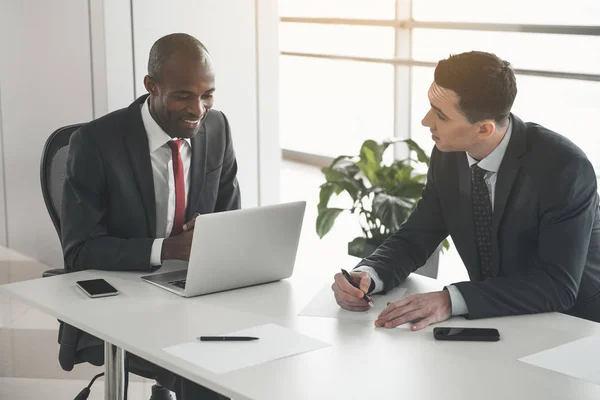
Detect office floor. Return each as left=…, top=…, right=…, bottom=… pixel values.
left=0, top=160, right=468, bottom=400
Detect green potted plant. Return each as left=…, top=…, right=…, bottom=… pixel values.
left=316, top=137, right=448, bottom=263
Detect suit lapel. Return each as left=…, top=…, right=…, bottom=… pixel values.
left=186, top=121, right=207, bottom=221
left=124, top=96, right=157, bottom=237
left=457, top=154, right=481, bottom=281
left=491, top=114, right=527, bottom=275
left=492, top=115, right=527, bottom=232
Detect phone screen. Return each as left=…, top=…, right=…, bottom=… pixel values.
left=434, top=327, right=500, bottom=341
left=77, top=279, right=118, bottom=296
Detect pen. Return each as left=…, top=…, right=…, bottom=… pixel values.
left=341, top=269, right=374, bottom=307
left=198, top=336, right=259, bottom=341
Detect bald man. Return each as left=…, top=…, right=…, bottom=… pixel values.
left=61, top=33, right=238, bottom=399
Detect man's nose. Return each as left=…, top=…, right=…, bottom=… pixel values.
left=187, top=98, right=205, bottom=118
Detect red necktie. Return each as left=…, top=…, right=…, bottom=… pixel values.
left=168, top=139, right=185, bottom=236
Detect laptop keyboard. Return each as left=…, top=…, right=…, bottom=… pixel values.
left=169, top=279, right=187, bottom=289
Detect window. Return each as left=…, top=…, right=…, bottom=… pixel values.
left=279, top=0, right=600, bottom=172
left=412, top=0, right=600, bottom=25
left=280, top=56, right=394, bottom=157
left=279, top=0, right=395, bottom=20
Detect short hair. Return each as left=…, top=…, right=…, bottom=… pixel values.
left=434, top=51, right=517, bottom=124
left=147, top=33, right=210, bottom=80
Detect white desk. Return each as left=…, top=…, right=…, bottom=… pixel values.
left=2, top=259, right=600, bottom=400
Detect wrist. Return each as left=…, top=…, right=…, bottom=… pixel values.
left=161, top=237, right=176, bottom=261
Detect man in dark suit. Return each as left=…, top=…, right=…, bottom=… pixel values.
left=332, top=51, right=600, bottom=330
left=61, top=33, right=238, bottom=399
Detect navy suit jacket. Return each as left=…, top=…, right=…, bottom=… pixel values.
left=357, top=114, right=600, bottom=322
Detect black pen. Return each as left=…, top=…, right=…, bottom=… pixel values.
left=341, top=269, right=374, bottom=307
left=198, top=336, right=259, bottom=341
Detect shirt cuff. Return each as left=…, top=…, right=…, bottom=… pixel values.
left=150, top=239, right=164, bottom=267
left=352, top=266, right=384, bottom=294
left=447, top=284, right=469, bottom=316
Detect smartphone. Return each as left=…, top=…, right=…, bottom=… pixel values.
left=76, top=279, right=119, bottom=298
left=433, top=327, right=500, bottom=342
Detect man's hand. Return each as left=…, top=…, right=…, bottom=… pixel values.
left=375, top=290, right=451, bottom=331
left=331, top=271, right=373, bottom=312
left=161, top=214, right=199, bottom=261
left=183, top=213, right=200, bottom=231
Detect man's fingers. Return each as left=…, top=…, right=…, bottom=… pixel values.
left=377, top=295, right=415, bottom=319
left=183, top=213, right=200, bottom=231
left=410, top=316, right=435, bottom=331
left=380, top=309, right=426, bottom=329
left=333, top=273, right=365, bottom=299
left=375, top=304, right=420, bottom=327
left=333, top=283, right=369, bottom=305
left=358, top=274, right=371, bottom=294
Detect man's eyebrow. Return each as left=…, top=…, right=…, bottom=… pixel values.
left=431, top=103, right=449, bottom=119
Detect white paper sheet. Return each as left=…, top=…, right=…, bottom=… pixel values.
left=299, top=284, right=408, bottom=322
left=519, top=336, right=600, bottom=386
left=163, top=323, right=330, bottom=374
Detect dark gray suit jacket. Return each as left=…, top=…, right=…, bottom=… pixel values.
left=60, top=95, right=241, bottom=355
left=357, top=114, right=600, bottom=322
left=61, top=95, right=241, bottom=273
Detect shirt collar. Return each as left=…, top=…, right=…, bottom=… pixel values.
left=466, top=117, right=513, bottom=173
left=141, top=98, right=191, bottom=153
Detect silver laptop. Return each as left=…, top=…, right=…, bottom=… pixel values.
left=141, top=201, right=306, bottom=297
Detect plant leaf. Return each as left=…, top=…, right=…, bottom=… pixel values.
left=357, top=140, right=386, bottom=186
left=394, top=166, right=414, bottom=183
left=372, top=193, right=413, bottom=232
left=442, top=239, right=450, bottom=251
left=348, top=237, right=367, bottom=257
left=316, top=208, right=344, bottom=239
left=393, top=181, right=425, bottom=198
left=411, top=173, right=427, bottom=183
left=318, top=182, right=342, bottom=211
left=404, top=139, right=430, bottom=165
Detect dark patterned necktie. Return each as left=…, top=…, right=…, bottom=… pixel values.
left=471, top=164, right=493, bottom=280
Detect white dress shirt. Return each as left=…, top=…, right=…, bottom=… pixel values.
left=355, top=119, right=513, bottom=317
left=140, top=99, right=192, bottom=266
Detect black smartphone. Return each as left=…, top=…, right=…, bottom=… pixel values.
left=433, top=327, right=500, bottom=342
left=76, top=279, right=119, bottom=298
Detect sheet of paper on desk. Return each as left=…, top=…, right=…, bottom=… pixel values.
left=163, top=323, right=330, bottom=374
left=298, top=284, right=408, bottom=322
left=519, top=336, right=600, bottom=386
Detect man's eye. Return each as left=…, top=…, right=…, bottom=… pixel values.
left=176, top=95, right=189, bottom=101
left=437, top=112, right=445, bottom=120
left=202, top=95, right=213, bottom=100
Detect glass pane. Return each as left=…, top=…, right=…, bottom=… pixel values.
left=410, top=67, right=437, bottom=158
left=413, top=0, right=600, bottom=25
left=280, top=56, right=394, bottom=157
left=279, top=0, right=395, bottom=19
left=411, top=67, right=600, bottom=172
left=279, top=23, right=395, bottom=59
left=512, top=75, right=600, bottom=171
left=413, top=29, right=600, bottom=75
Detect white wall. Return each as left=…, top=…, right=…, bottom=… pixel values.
left=89, top=0, right=136, bottom=116
left=0, top=0, right=95, bottom=268
left=0, top=0, right=280, bottom=266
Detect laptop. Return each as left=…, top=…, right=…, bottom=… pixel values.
left=141, top=201, right=306, bottom=297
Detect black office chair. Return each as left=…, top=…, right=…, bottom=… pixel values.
left=40, top=124, right=172, bottom=400
left=40, top=123, right=84, bottom=278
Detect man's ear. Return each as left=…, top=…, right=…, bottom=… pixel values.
left=478, top=120, right=496, bottom=139
left=143, top=75, right=158, bottom=95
